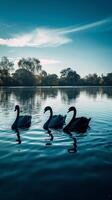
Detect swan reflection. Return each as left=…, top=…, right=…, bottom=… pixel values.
left=45, top=131, right=54, bottom=146
left=68, top=137, right=77, bottom=153
left=15, top=128, right=21, bottom=144
left=67, top=131, right=77, bottom=153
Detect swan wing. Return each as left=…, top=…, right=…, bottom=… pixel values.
left=49, top=115, right=66, bottom=128
left=43, top=115, right=59, bottom=130
left=69, top=117, right=91, bottom=132
left=18, top=115, right=32, bottom=128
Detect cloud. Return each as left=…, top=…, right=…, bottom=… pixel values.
left=40, top=59, right=61, bottom=65
left=59, top=16, right=112, bottom=34
left=0, top=16, right=112, bottom=48
left=0, top=28, right=71, bottom=47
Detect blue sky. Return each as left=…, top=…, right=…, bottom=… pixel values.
left=0, top=0, right=112, bottom=76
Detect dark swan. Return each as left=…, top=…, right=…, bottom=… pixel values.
left=11, top=105, right=32, bottom=130
left=63, top=106, right=91, bottom=133
left=43, top=106, right=66, bottom=132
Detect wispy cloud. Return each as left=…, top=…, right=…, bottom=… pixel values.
left=40, top=59, right=61, bottom=65
left=0, top=16, right=112, bottom=48
left=59, top=16, right=112, bottom=34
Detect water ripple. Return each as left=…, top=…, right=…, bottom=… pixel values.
left=0, top=87, right=112, bottom=200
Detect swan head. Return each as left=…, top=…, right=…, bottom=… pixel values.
left=14, top=105, right=20, bottom=112
left=44, top=106, right=52, bottom=113
left=68, top=106, right=76, bottom=113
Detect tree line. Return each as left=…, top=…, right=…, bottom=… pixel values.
left=0, top=56, right=112, bottom=86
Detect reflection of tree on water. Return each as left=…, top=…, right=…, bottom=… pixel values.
left=82, top=87, right=100, bottom=99
left=0, top=87, right=37, bottom=110
left=59, top=88, right=80, bottom=103
left=82, top=87, right=112, bottom=100
left=39, top=88, right=58, bottom=100
left=12, top=87, right=44, bottom=115
left=41, top=87, right=112, bottom=102
left=100, top=87, right=112, bottom=99
left=12, top=87, right=37, bottom=104
left=70, top=86, right=112, bottom=99
left=0, top=87, right=43, bottom=115
left=12, top=87, right=58, bottom=108
left=0, top=87, right=58, bottom=115
left=0, top=87, right=12, bottom=109
left=80, top=87, right=105, bottom=99
left=0, top=87, right=112, bottom=112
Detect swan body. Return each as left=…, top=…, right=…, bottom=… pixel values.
left=12, top=105, right=32, bottom=130
left=43, top=106, right=66, bottom=131
left=63, top=106, right=91, bottom=133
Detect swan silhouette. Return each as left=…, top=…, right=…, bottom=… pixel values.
left=11, top=105, right=32, bottom=130
left=63, top=106, right=91, bottom=133
left=43, top=106, right=66, bottom=132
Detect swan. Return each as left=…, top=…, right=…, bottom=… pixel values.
left=63, top=106, right=91, bottom=133
left=43, top=106, right=66, bottom=132
left=11, top=105, right=32, bottom=130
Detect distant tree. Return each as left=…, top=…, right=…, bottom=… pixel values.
left=60, top=68, right=71, bottom=78
left=67, top=70, right=80, bottom=85
left=0, top=56, right=112, bottom=86
left=83, top=73, right=100, bottom=86
left=99, top=74, right=104, bottom=85
left=41, top=70, right=47, bottom=77
left=0, top=56, right=14, bottom=72
left=43, top=74, right=59, bottom=86
left=18, top=57, right=42, bottom=74
left=13, top=68, right=37, bottom=86
left=60, top=67, right=80, bottom=85
left=0, top=56, right=14, bottom=85
left=36, top=70, right=48, bottom=85
left=102, top=73, right=112, bottom=86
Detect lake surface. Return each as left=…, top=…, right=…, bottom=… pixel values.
left=0, top=86, right=112, bottom=200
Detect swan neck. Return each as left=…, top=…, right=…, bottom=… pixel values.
left=64, top=108, right=76, bottom=130
left=44, top=107, right=53, bottom=131
left=72, top=108, right=76, bottom=121
left=49, top=108, right=53, bottom=120
left=69, top=109, right=76, bottom=124
left=16, top=108, right=20, bottom=120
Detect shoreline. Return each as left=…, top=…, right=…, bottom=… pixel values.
left=0, top=85, right=112, bottom=88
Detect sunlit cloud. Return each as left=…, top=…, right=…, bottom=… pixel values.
left=40, top=59, right=61, bottom=65
left=0, top=16, right=112, bottom=48
left=0, top=29, right=71, bottom=47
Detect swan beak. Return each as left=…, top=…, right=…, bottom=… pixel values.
left=14, top=108, right=16, bottom=111
left=67, top=110, right=70, bottom=113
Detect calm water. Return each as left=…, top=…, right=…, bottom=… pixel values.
left=0, top=86, right=112, bottom=200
